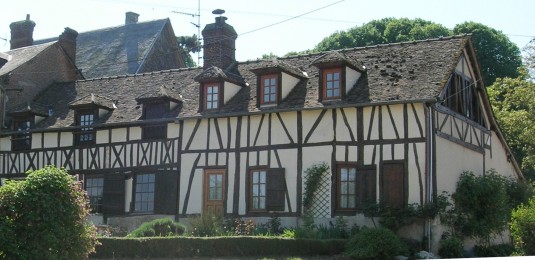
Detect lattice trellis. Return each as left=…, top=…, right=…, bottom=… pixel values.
left=302, top=170, right=331, bottom=218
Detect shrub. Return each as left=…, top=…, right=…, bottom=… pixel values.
left=188, top=213, right=227, bottom=236
left=344, top=227, right=407, bottom=259
left=0, top=166, right=98, bottom=259
left=127, top=218, right=186, bottom=238
left=474, top=243, right=514, bottom=257
left=438, top=234, right=464, bottom=258
left=510, top=196, right=535, bottom=255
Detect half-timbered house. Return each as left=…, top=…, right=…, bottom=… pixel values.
left=0, top=14, right=523, bottom=251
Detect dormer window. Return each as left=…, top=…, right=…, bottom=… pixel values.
left=204, top=83, right=221, bottom=111
left=323, top=68, right=342, bottom=100
left=141, top=102, right=168, bottom=140
left=12, top=119, right=32, bottom=151
left=260, top=74, right=278, bottom=105
left=75, top=109, right=96, bottom=145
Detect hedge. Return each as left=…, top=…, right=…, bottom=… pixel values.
left=91, top=236, right=346, bottom=259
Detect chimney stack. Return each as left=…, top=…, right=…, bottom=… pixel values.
left=59, top=27, right=78, bottom=64
left=201, top=9, right=237, bottom=70
left=9, top=14, right=36, bottom=50
left=125, top=12, right=139, bottom=25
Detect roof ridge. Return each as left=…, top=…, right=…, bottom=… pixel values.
left=77, top=67, right=201, bottom=82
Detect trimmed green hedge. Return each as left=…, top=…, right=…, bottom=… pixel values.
left=91, top=236, right=346, bottom=259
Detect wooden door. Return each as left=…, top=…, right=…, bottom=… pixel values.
left=203, top=169, right=225, bottom=216
left=382, top=162, right=405, bottom=208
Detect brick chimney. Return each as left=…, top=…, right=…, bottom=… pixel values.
left=202, top=10, right=237, bottom=70
left=59, top=27, right=78, bottom=64
left=9, top=14, right=36, bottom=50
left=125, top=12, right=139, bottom=25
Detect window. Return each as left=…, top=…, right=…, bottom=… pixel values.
left=75, top=110, right=96, bottom=145
left=204, top=83, right=220, bottom=111
left=323, top=68, right=342, bottom=100
left=12, top=120, right=31, bottom=151
left=381, top=162, right=406, bottom=209
left=86, top=177, right=104, bottom=213
left=141, top=102, right=168, bottom=140
left=204, top=169, right=225, bottom=215
left=260, top=74, right=277, bottom=105
left=248, top=168, right=285, bottom=213
left=335, top=165, right=376, bottom=212
left=443, top=73, right=483, bottom=125
left=134, top=173, right=155, bottom=213
left=250, top=170, right=267, bottom=211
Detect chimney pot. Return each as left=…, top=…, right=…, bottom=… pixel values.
left=9, top=14, right=36, bottom=50
left=125, top=12, right=139, bottom=25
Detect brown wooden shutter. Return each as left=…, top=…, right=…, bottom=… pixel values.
left=382, top=162, right=405, bottom=208
left=154, top=171, right=178, bottom=214
left=266, top=168, right=286, bottom=211
left=357, top=168, right=376, bottom=208
left=102, top=173, right=125, bottom=215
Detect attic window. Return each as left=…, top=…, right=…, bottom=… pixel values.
left=260, top=74, right=278, bottom=105
left=75, top=109, right=96, bottom=146
left=322, top=67, right=342, bottom=100
left=12, top=119, right=32, bottom=151
left=141, top=102, right=168, bottom=140
left=442, top=73, right=483, bottom=125
left=204, top=83, right=221, bottom=111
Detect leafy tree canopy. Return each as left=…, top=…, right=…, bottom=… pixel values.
left=453, top=21, right=521, bottom=85
left=301, top=18, right=521, bottom=86
left=177, top=34, right=201, bottom=67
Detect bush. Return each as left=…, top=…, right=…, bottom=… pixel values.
left=438, top=235, right=464, bottom=258
left=474, top=243, right=514, bottom=257
left=188, top=213, right=227, bottom=236
left=344, top=227, right=407, bottom=259
left=92, top=236, right=346, bottom=258
left=127, top=218, right=186, bottom=238
left=510, top=196, right=535, bottom=255
left=0, top=166, right=98, bottom=259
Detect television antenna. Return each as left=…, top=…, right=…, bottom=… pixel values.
left=172, top=0, right=202, bottom=65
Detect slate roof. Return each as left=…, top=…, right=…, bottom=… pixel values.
left=34, top=19, right=174, bottom=79
left=30, top=35, right=468, bottom=130
left=0, top=42, right=55, bottom=76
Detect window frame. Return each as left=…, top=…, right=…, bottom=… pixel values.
left=203, top=82, right=221, bottom=111
left=260, top=74, right=278, bottom=106
left=85, top=176, right=104, bottom=214
left=141, top=101, right=169, bottom=140
left=247, top=167, right=286, bottom=214
left=249, top=168, right=267, bottom=212
left=322, top=67, right=343, bottom=100
left=133, top=173, right=156, bottom=213
left=11, top=118, right=32, bottom=151
left=74, top=109, right=97, bottom=146
left=333, top=164, right=376, bottom=215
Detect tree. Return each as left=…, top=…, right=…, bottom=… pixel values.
left=308, top=18, right=522, bottom=87
left=488, top=68, right=535, bottom=179
left=177, top=34, right=202, bottom=67
left=453, top=22, right=522, bottom=86
left=0, top=166, right=98, bottom=259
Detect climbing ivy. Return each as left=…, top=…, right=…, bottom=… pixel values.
left=302, top=162, right=329, bottom=230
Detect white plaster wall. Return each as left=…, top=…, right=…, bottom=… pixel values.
left=125, top=178, right=133, bottom=213
left=345, top=67, right=361, bottom=94
left=60, top=132, right=73, bottom=147
left=0, top=137, right=10, bottom=151
left=270, top=112, right=297, bottom=145
left=363, top=106, right=379, bottom=140
left=225, top=152, right=236, bottom=213
left=129, top=127, right=142, bottom=140
left=335, top=107, right=357, bottom=142
left=32, top=133, right=42, bottom=149
left=407, top=103, right=425, bottom=138
left=96, top=130, right=109, bottom=144
left=42, top=132, right=58, bottom=148
left=455, top=55, right=473, bottom=80
left=281, top=72, right=300, bottom=100
left=111, top=128, right=127, bottom=143
left=382, top=105, right=405, bottom=140
left=276, top=148, right=299, bottom=212
left=248, top=115, right=269, bottom=146
left=407, top=142, right=426, bottom=204
left=184, top=119, right=208, bottom=150
left=485, top=132, right=518, bottom=179
left=301, top=110, right=334, bottom=143
left=223, top=82, right=241, bottom=104
left=180, top=153, right=204, bottom=214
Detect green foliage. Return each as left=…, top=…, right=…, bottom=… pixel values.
left=510, top=196, right=535, bottom=255
left=441, top=170, right=513, bottom=245
left=362, top=192, right=450, bottom=231
left=303, top=162, right=329, bottom=211
left=488, top=71, right=535, bottom=180
left=187, top=213, right=227, bottom=237
left=453, top=21, right=521, bottom=85
left=0, top=166, right=98, bottom=259
left=176, top=34, right=201, bottom=67
left=344, top=227, right=407, bottom=260
left=474, top=243, right=514, bottom=257
left=93, top=236, right=346, bottom=259
left=126, top=218, right=186, bottom=238
left=438, top=234, right=464, bottom=258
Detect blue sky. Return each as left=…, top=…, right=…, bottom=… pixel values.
left=1, top=0, right=534, bottom=63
